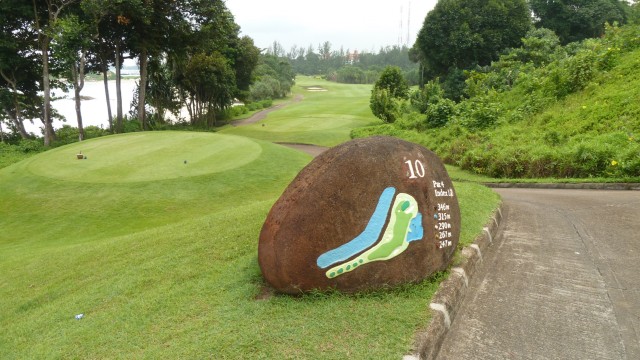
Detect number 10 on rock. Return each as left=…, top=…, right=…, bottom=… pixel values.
left=405, top=159, right=425, bottom=179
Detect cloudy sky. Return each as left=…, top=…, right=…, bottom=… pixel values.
left=224, top=0, right=438, bottom=53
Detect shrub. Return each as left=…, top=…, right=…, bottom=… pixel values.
left=17, top=139, right=45, bottom=153
left=374, top=66, right=409, bottom=99
left=410, top=80, right=444, bottom=113
left=123, top=117, right=142, bottom=133
left=369, top=88, right=400, bottom=123
left=259, top=99, right=273, bottom=108
left=395, top=112, right=428, bottom=132
left=425, top=98, right=457, bottom=128
left=457, top=94, right=503, bottom=130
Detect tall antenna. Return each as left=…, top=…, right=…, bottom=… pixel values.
left=407, top=2, right=411, bottom=47
left=399, top=5, right=403, bottom=47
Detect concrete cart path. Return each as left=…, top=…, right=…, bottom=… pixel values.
left=437, top=188, right=640, bottom=359
left=230, top=95, right=304, bottom=127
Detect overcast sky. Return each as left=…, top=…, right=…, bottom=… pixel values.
left=224, top=0, right=438, bottom=53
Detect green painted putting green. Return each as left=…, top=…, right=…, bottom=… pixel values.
left=26, top=132, right=262, bottom=183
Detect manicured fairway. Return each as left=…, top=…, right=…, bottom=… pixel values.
left=222, top=76, right=380, bottom=146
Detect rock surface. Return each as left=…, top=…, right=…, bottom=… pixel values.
left=259, top=136, right=460, bottom=294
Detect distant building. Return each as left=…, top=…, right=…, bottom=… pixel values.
left=346, top=50, right=360, bottom=65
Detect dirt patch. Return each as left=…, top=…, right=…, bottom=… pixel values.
left=254, top=285, right=274, bottom=300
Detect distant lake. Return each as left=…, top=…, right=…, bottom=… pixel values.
left=25, top=79, right=138, bottom=135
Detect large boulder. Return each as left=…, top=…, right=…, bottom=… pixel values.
left=259, top=136, right=460, bottom=294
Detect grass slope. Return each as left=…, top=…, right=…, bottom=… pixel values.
left=1, top=82, right=500, bottom=358
left=467, top=47, right=640, bottom=179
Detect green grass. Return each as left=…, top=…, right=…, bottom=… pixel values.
left=222, top=76, right=381, bottom=146
left=0, top=78, right=501, bottom=358
left=0, top=133, right=310, bottom=251
left=27, top=132, right=262, bottom=183
left=455, top=182, right=501, bottom=248
left=0, top=200, right=447, bottom=358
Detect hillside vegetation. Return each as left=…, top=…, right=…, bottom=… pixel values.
left=355, top=24, right=640, bottom=179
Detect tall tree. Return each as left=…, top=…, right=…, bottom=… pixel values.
left=82, top=0, right=124, bottom=133
left=0, top=1, right=42, bottom=139
left=414, top=0, right=531, bottom=77
left=124, top=0, right=177, bottom=130
left=52, top=13, right=94, bottom=140
left=182, top=52, right=235, bottom=127
left=170, top=0, right=258, bottom=126
left=319, top=41, right=332, bottom=60
left=530, top=0, right=628, bottom=44
left=232, top=36, right=260, bottom=101
left=31, top=0, right=79, bottom=146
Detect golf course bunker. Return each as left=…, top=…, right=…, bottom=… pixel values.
left=305, top=86, right=328, bottom=92
left=27, top=132, right=262, bottom=183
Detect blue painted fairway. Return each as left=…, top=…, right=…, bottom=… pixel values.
left=316, top=187, right=395, bottom=269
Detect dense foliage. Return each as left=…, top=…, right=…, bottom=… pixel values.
left=414, top=0, right=531, bottom=79
left=530, top=0, right=629, bottom=44
left=0, top=0, right=260, bottom=144
left=357, top=24, right=640, bottom=179
left=249, top=54, right=295, bottom=102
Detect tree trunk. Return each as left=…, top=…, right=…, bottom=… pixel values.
left=72, top=49, right=86, bottom=141
left=42, top=39, right=54, bottom=146
left=3, top=108, right=30, bottom=139
left=137, top=48, right=148, bottom=130
left=7, top=110, right=30, bottom=140
left=187, top=97, right=194, bottom=125
left=115, top=42, right=123, bottom=133
left=102, top=60, right=113, bottom=132
left=0, top=70, right=31, bottom=139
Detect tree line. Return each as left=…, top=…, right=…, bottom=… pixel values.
left=0, top=0, right=261, bottom=146
left=265, top=41, right=420, bottom=85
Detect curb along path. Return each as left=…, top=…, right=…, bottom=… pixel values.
left=404, top=204, right=504, bottom=360
left=485, top=182, right=640, bottom=190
